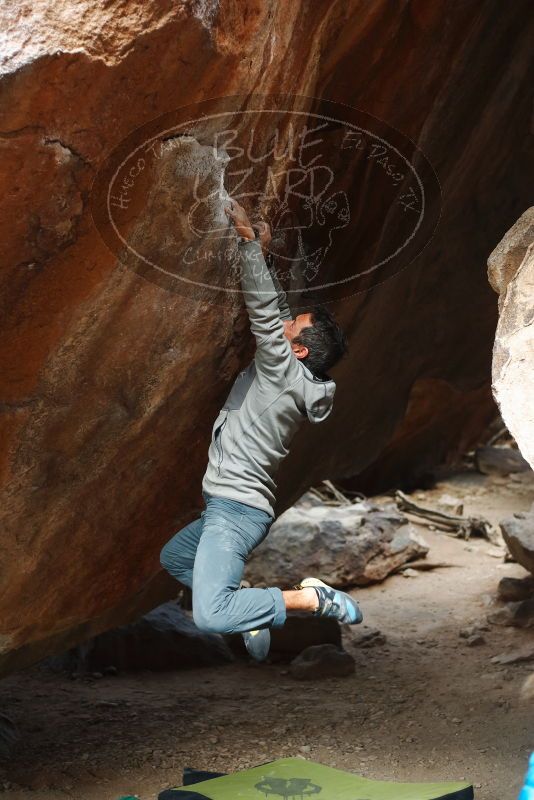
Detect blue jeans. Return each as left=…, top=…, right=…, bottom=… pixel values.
left=160, top=491, right=286, bottom=634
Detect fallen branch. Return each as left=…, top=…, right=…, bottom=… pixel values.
left=307, top=486, right=339, bottom=505
left=394, top=490, right=495, bottom=542
left=396, top=560, right=457, bottom=572
left=308, top=481, right=366, bottom=506
left=486, top=425, right=510, bottom=447
left=322, top=479, right=353, bottom=505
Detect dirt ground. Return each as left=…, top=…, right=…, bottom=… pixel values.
left=1, top=468, right=533, bottom=800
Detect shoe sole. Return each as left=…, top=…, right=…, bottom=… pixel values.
left=242, top=628, right=271, bottom=662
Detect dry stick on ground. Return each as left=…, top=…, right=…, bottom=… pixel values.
left=394, top=490, right=498, bottom=543
left=310, top=483, right=498, bottom=547
left=322, top=479, right=353, bottom=505
left=308, top=481, right=366, bottom=506
left=307, top=486, right=335, bottom=504
left=485, top=426, right=511, bottom=447
left=395, top=560, right=457, bottom=573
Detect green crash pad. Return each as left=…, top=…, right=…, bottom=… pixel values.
left=160, top=757, right=474, bottom=799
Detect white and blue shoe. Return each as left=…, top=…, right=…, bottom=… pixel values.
left=297, top=577, right=363, bottom=625
left=242, top=628, right=271, bottom=662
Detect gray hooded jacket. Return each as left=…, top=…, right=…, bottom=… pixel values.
left=202, top=237, right=336, bottom=517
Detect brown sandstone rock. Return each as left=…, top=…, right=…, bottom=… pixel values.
left=0, top=1, right=532, bottom=675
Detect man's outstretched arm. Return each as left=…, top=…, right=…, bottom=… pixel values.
left=252, top=221, right=292, bottom=322
left=225, top=199, right=297, bottom=378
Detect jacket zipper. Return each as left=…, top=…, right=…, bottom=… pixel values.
left=215, top=415, right=228, bottom=476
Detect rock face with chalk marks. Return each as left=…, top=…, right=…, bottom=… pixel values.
left=0, top=0, right=532, bottom=675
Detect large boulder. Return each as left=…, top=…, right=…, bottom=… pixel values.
left=489, top=208, right=534, bottom=469
left=47, top=602, right=234, bottom=673
left=500, top=513, right=534, bottom=576
left=245, top=501, right=428, bottom=588
left=1, top=2, right=532, bottom=674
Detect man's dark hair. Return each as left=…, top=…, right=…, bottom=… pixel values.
left=293, top=305, right=348, bottom=378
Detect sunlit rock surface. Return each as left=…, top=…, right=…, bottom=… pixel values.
left=0, top=0, right=532, bottom=675
left=488, top=208, right=534, bottom=470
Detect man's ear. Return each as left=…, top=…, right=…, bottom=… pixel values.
left=291, top=343, right=309, bottom=360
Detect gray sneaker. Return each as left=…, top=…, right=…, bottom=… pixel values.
left=242, top=628, right=271, bottom=662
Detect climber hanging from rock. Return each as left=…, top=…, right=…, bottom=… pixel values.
left=160, top=197, right=362, bottom=662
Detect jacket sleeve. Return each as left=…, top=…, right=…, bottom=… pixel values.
left=238, top=239, right=297, bottom=378
left=266, top=254, right=292, bottom=321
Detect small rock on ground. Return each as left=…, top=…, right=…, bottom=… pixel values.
left=465, top=634, right=486, bottom=647
left=510, top=598, right=534, bottom=628
left=486, top=605, right=520, bottom=626
left=475, top=446, right=530, bottom=476
left=350, top=627, right=387, bottom=648
left=491, top=646, right=534, bottom=665
left=498, top=575, right=534, bottom=602
left=290, top=644, right=355, bottom=680
left=459, top=622, right=490, bottom=639
left=521, top=674, right=534, bottom=702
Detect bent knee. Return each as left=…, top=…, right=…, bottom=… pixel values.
left=193, top=599, right=233, bottom=635
left=159, top=543, right=174, bottom=572
left=159, top=542, right=187, bottom=578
